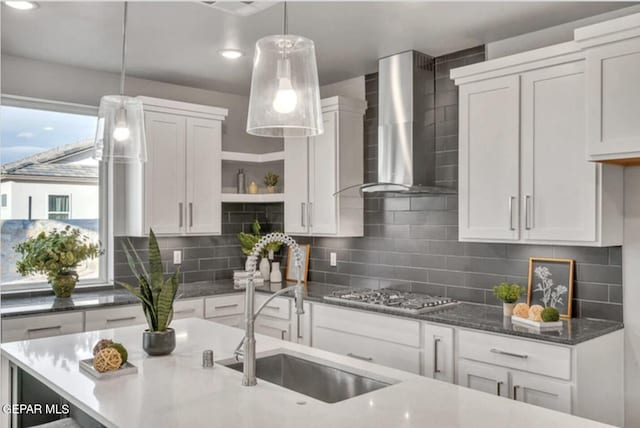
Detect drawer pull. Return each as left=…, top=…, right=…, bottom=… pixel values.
left=433, top=338, right=441, bottom=374
left=27, top=325, right=61, bottom=333
left=106, top=316, right=137, bottom=323
left=174, top=308, right=195, bottom=315
left=513, top=385, right=520, bottom=400
left=490, top=348, right=528, bottom=359
left=265, top=305, right=280, bottom=311
left=496, top=381, right=503, bottom=396
left=347, top=353, right=373, bottom=362
left=214, top=304, right=239, bottom=310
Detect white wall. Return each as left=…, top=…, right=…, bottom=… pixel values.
left=624, top=167, right=640, bottom=427
left=1, top=55, right=282, bottom=154
left=0, top=180, right=99, bottom=220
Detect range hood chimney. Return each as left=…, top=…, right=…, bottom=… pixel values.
left=360, top=50, right=456, bottom=195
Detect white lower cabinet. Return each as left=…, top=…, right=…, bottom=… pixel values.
left=1, top=312, right=84, bottom=343
left=204, top=294, right=244, bottom=328
left=171, top=298, right=204, bottom=320
left=85, top=305, right=146, bottom=331
left=254, top=294, right=292, bottom=340
left=458, top=359, right=510, bottom=397
left=422, top=323, right=454, bottom=383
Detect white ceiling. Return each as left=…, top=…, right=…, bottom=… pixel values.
left=1, top=1, right=634, bottom=95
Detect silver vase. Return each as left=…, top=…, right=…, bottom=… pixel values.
left=143, top=328, right=176, bottom=356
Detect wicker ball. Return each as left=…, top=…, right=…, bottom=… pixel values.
left=513, top=303, right=530, bottom=318
left=93, top=339, right=114, bottom=356
left=529, top=305, right=545, bottom=322
left=93, top=348, right=122, bottom=372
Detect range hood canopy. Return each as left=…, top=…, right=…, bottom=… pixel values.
left=363, top=50, right=456, bottom=195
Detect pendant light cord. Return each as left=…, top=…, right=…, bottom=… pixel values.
left=119, top=1, right=128, bottom=96
left=283, top=1, right=287, bottom=35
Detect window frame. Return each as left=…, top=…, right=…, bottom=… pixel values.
left=47, top=193, right=71, bottom=220
left=1, top=94, right=114, bottom=294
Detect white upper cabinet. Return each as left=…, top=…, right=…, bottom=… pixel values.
left=452, top=47, right=623, bottom=246
left=115, top=97, right=227, bottom=236
left=575, top=13, right=640, bottom=163
left=284, top=96, right=366, bottom=237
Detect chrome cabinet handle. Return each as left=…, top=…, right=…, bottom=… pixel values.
left=433, top=338, right=441, bottom=374
left=214, top=304, right=239, bottom=310
left=490, top=348, right=528, bottom=359
left=296, top=314, right=303, bottom=340
left=508, top=196, right=516, bottom=231
left=178, top=202, right=183, bottom=228
left=309, top=202, right=313, bottom=228
left=27, top=325, right=61, bottom=333
left=106, top=316, right=136, bottom=323
left=347, top=353, right=373, bottom=362
left=189, top=202, right=193, bottom=227
left=496, top=381, right=503, bottom=396
left=301, top=203, right=306, bottom=227
left=525, top=195, right=532, bottom=230
left=513, top=385, right=519, bottom=400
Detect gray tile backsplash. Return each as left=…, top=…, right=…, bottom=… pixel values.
left=115, top=45, right=623, bottom=322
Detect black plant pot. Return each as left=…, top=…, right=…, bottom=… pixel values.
left=142, top=328, right=176, bottom=356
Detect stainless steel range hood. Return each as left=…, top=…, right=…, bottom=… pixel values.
left=359, top=50, right=456, bottom=195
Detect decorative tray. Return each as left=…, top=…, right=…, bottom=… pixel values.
left=511, top=316, right=563, bottom=331
left=79, top=358, right=138, bottom=379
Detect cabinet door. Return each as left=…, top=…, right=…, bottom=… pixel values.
left=459, top=76, right=520, bottom=241
left=1, top=313, right=84, bottom=342
left=284, top=137, right=309, bottom=235
left=511, top=371, right=571, bottom=413
left=255, top=317, right=291, bottom=341
left=521, top=62, right=597, bottom=243
left=309, top=112, right=338, bottom=235
left=422, top=324, right=454, bottom=383
left=185, top=117, right=222, bottom=235
left=586, top=38, right=640, bottom=160
left=457, top=359, right=509, bottom=398
left=144, top=111, right=186, bottom=234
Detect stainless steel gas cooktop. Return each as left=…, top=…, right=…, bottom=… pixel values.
left=323, top=288, right=458, bottom=315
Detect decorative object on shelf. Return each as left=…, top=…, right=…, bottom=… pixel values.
left=93, top=2, right=147, bottom=164
left=119, top=229, right=179, bottom=356
left=248, top=181, right=259, bottom=194
left=264, top=171, right=280, bottom=193
left=528, top=304, right=545, bottom=321
left=80, top=355, right=137, bottom=379
left=541, top=306, right=560, bottom=322
left=237, top=219, right=283, bottom=261
left=14, top=226, right=102, bottom=298
left=270, top=262, right=282, bottom=283
left=492, top=282, right=523, bottom=317
left=527, top=257, right=574, bottom=318
left=93, top=347, right=122, bottom=373
left=511, top=315, right=563, bottom=332
left=237, top=168, right=246, bottom=194
left=512, top=302, right=530, bottom=318
left=93, top=339, right=114, bottom=356
left=246, top=1, right=323, bottom=138
left=285, top=243, right=310, bottom=284
left=259, top=257, right=271, bottom=282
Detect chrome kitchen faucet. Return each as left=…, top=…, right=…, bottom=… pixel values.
left=233, top=232, right=305, bottom=386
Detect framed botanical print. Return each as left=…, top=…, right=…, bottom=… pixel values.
left=527, top=257, right=575, bottom=318
left=285, top=244, right=310, bottom=285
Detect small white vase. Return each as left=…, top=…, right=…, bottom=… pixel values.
left=259, top=257, right=270, bottom=281
left=270, top=262, right=282, bottom=283
left=503, top=302, right=515, bottom=317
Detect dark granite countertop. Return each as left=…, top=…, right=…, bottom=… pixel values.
left=1, top=281, right=622, bottom=346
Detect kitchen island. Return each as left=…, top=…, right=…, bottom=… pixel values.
left=1, top=318, right=614, bottom=428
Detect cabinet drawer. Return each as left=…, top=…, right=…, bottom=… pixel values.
left=255, top=317, right=291, bottom=341
left=172, top=298, right=204, bottom=320
left=255, top=294, right=291, bottom=320
left=205, top=294, right=244, bottom=318
left=458, top=329, right=571, bottom=380
left=313, top=304, right=420, bottom=347
left=1, top=312, right=84, bottom=342
left=314, top=326, right=421, bottom=374
left=207, top=315, right=243, bottom=329
left=85, top=305, right=146, bottom=331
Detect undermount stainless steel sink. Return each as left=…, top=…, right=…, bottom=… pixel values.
left=223, top=352, right=393, bottom=403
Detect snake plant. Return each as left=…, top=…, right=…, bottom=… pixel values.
left=118, top=229, right=179, bottom=332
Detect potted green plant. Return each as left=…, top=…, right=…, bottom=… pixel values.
left=493, top=282, right=524, bottom=316
left=118, top=229, right=180, bottom=356
left=14, top=226, right=102, bottom=298
left=264, top=171, right=279, bottom=193
left=237, top=219, right=282, bottom=280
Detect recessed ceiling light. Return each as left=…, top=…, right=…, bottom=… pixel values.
left=218, top=49, right=244, bottom=60
left=5, top=1, right=39, bottom=10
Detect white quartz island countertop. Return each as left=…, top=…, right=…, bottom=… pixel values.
left=1, top=318, right=614, bottom=428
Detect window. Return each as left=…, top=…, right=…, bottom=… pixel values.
left=1, top=194, right=6, bottom=207
left=48, top=195, right=70, bottom=220
left=1, top=96, right=110, bottom=291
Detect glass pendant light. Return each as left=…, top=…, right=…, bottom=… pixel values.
left=93, top=2, right=147, bottom=163
left=246, top=2, right=323, bottom=138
